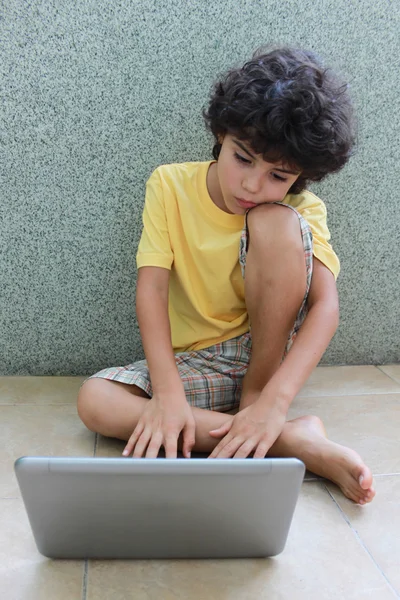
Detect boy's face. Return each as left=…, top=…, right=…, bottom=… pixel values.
left=213, top=134, right=301, bottom=215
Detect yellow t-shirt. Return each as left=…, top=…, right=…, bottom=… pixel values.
left=136, top=161, right=340, bottom=352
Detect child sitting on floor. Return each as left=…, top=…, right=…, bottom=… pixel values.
left=78, top=46, right=375, bottom=505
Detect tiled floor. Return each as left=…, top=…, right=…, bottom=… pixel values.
left=1, top=365, right=400, bottom=599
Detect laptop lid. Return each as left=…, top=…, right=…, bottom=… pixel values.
left=14, top=456, right=305, bottom=559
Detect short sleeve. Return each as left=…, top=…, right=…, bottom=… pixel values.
left=136, top=169, right=174, bottom=270
left=285, top=191, right=341, bottom=280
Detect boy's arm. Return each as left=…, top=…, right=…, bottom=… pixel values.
left=135, top=266, right=183, bottom=393
left=122, top=266, right=196, bottom=459
left=208, top=258, right=339, bottom=458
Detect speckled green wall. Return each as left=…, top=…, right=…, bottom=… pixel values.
left=2, top=0, right=399, bottom=374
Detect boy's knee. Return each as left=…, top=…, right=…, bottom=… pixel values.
left=247, top=203, right=302, bottom=250
left=77, top=378, right=105, bottom=432
left=244, top=203, right=307, bottom=303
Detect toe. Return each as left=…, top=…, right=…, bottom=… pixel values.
left=341, top=484, right=361, bottom=504
left=358, top=466, right=373, bottom=490
left=357, top=488, right=375, bottom=505
left=365, top=488, right=376, bottom=502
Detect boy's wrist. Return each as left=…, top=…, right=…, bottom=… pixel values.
left=257, top=382, right=293, bottom=414
left=150, top=372, right=185, bottom=397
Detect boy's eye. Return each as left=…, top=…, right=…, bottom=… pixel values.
left=233, top=151, right=289, bottom=182
left=272, top=173, right=287, bottom=182
left=234, top=152, right=251, bottom=164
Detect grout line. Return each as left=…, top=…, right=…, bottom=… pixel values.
left=2, top=388, right=400, bottom=406
left=296, top=389, right=400, bottom=398
left=376, top=366, right=400, bottom=386
left=0, top=403, right=80, bottom=406
left=82, top=559, right=89, bottom=600
left=323, top=484, right=400, bottom=599
left=374, top=473, right=400, bottom=477
left=83, top=435, right=95, bottom=600
left=323, top=484, right=357, bottom=528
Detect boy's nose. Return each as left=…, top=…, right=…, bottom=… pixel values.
left=242, top=175, right=262, bottom=195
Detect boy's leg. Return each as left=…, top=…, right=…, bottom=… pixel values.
left=268, top=415, right=375, bottom=505
left=77, top=378, right=231, bottom=453
left=240, top=203, right=308, bottom=408
left=77, top=378, right=374, bottom=504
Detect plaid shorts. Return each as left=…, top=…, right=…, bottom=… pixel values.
left=88, top=203, right=313, bottom=412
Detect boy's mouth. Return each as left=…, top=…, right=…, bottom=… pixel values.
left=236, top=198, right=258, bottom=209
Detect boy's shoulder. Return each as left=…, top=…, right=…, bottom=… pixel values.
left=150, top=161, right=212, bottom=184
left=284, top=189, right=327, bottom=216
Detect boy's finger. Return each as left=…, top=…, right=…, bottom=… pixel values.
left=122, top=438, right=134, bottom=457
left=213, top=437, right=241, bottom=459
left=208, top=434, right=233, bottom=458
left=132, top=429, right=152, bottom=458
left=123, top=422, right=145, bottom=456
left=233, top=440, right=255, bottom=459
left=164, top=434, right=178, bottom=459
left=182, top=423, right=196, bottom=458
left=208, top=441, right=226, bottom=459
left=253, top=442, right=269, bottom=459
left=209, top=420, right=232, bottom=438
left=145, top=432, right=164, bottom=458
left=122, top=435, right=137, bottom=457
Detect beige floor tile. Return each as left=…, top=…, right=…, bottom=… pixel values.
left=379, top=365, right=400, bottom=385
left=298, top=366, right=400, bottom=397
left=86, top=483, right=394, bottom=600
left=96, top=434, right=126, bottom=457
left=287, top=394, right=400, bottom=476
left=326, top=475, right=400, bottom=595
left=0, top=405, right=94, bottom=498
left=0, top=499, right=84, bottom=600
left=0, top=376, right=86, bottom=405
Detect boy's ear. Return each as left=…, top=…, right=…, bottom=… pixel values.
left=217, top=133, right=225, bottom=144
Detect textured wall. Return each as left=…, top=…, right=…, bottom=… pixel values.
left=1, top=0, right=399, bottom=375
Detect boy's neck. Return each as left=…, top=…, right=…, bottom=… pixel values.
left=206, top=162, right=231, bottom=214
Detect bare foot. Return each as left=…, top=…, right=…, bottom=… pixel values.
left=316, top=443, right=375, bottom=505
left=270, top=416, right=376, bottom=505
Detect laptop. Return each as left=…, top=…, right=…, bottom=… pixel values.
left=14, top=456, right=304, bottom=559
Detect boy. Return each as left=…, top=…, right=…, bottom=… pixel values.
left=78, top=47, right=375, bottom=505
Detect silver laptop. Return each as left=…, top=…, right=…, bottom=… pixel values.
left=14, top=456, right=304, bottom=559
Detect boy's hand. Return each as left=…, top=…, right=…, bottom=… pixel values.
left=208, top=400, right=286, bottom=459
left=122, top=394, right=195, bottom=459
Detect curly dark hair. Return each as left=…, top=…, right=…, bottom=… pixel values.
left=203, top=46, right=355, bottom=194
